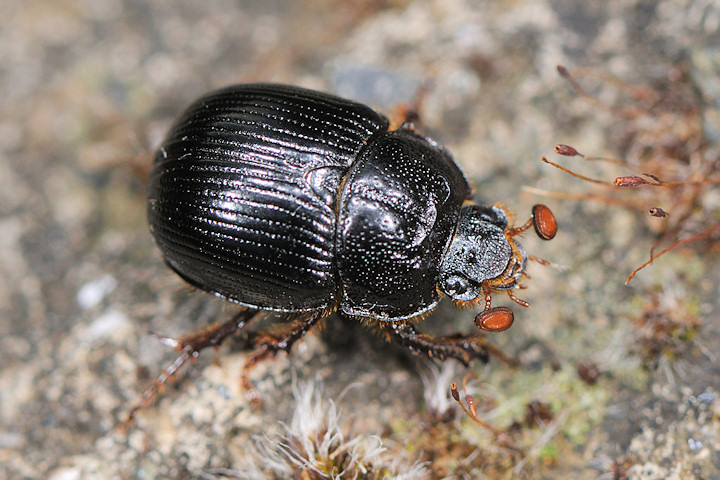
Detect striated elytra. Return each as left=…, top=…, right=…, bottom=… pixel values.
left=144, top=83, right=557, bottom=384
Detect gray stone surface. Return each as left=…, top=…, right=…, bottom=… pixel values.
left=1, top=0, right=719, bottom=478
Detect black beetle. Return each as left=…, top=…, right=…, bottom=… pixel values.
left=134, top=83, right=556, bottom=417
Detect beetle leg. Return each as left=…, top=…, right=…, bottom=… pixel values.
left=252, top=311, right=325, bottom=353
left=124, top=308, right=259, bottom=427
left=507, top=289, right=530, bottom=308
left=389, top=82, right=429, bottom=129
left=240, top=311, right=325, bottom=407
left=389, top=322, right=517, bottom=367
left=529, top=255, right=551, bottom=266
left=240, top=345, right=274, bottom=408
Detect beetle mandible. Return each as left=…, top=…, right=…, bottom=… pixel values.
left=135, top=83, right=556, bottom=417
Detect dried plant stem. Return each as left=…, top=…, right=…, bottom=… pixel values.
left=541, top=156, right=611, bottom=185
left=625, top=224, right=720, bottom=284
left=522, top=186, right=649, bottom=211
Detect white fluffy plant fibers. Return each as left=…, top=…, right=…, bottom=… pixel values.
left=215, top=376, right=428, bottom=480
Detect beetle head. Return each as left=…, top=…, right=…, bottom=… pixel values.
left=439, top=205, right=527, bottom=303
left=440, top=203, right=556, bottom=332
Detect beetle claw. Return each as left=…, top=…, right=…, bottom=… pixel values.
left=390, top=322, right=490, bottom=365
left=148, top=331, right=180, bottom=349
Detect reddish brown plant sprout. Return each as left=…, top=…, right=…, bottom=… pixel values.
left=541, top=65, right=720, bottom=283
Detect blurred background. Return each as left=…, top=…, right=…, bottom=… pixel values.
left=1, top=0, right=719, bottom=478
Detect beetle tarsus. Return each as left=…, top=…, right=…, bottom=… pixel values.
left=389, top=322, right=490, bottom=366
left=240, top=346, right=273, bottom=409
left=507, top=290, right=530, bottom=308
left=529, top=255, right=551, bottom=267
left=240, top=312, right=326, bottom=408
left=123, top=308, right=259, bottom=427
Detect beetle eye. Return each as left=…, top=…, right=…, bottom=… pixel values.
left=444, top=275, right=468, bottom=295
left=440, top=274, right=480, bottom=301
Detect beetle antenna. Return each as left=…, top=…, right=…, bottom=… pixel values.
left=506, top=204, right=557, bottom=241
left=506, top=217, right=534, bottom=237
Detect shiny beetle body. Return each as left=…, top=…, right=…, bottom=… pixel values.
left=148, top=84, right=468, bottom=320
left=136, top=84, right=556, bottom=417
